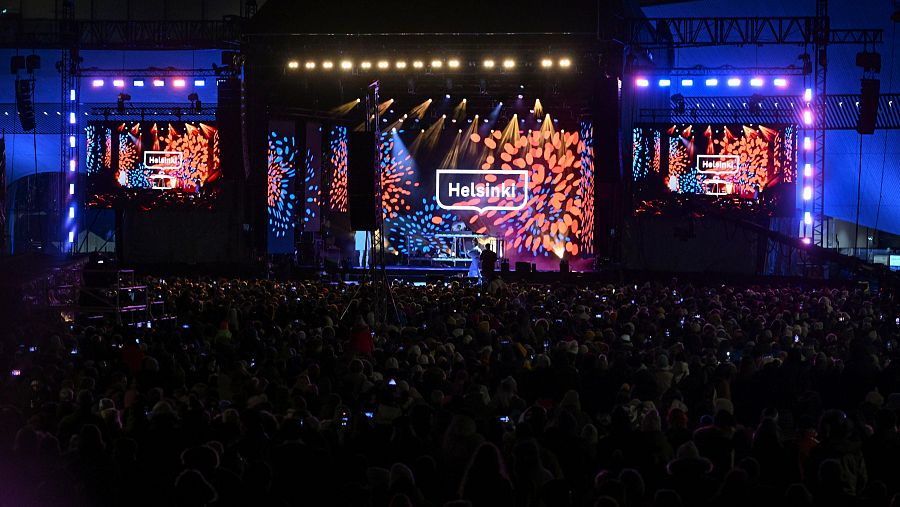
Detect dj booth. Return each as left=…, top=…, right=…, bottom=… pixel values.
left=406, top=232, right=505, bottom=266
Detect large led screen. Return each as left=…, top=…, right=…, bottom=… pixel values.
left=86, top=121, right=221, bottom=207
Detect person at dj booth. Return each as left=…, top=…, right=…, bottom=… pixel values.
left=467, top=243, right=482, bottom=279
left=479, top=245, right=498, bottom=281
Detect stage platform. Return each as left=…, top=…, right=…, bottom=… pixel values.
left=338, top=264, right=618, bottom=285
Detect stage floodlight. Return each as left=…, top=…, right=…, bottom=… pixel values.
left=803, top=109, right=813, bottom=125
left=133, top=79, right=144, bottom=87
left=705, top=78, right=718, bottom=86
left=396, top=61, right=407, bottom=69
left=116, top=93, right=131, bottom=113
left=635, top=78, right=649, bottom=87
left=804, top=163, right=812, bottom=177
left=671, top=94, right=685, bottom=114
left=727, top=78, right=740, bottom=87
left=173, top=79, right=186, bottom=88
left=773, top=78, right=787, bottom=87
left=681, top=79, right=693, bottom=87
left=340, top=60, right=353, bottom=70
left=803, top=136, right=812, bottom=150
left=502, top=59, right=515, bottom=69
left=750, top=78, right=763, bottom=87
left=194, top=79, right=205, bottom=87
left=113, top=79, right=125, bottom=87
left=801, top=237, right=811, bottom=245
left=659, top=79, right=671, bottom=87
left=517, top=94, right=523, bottom=99
left=360, top=61, right=372, bottom=69
left=413, top=60, right=424, bottom=69
left=749, top=94, right=763, bottom=115
left=804, top=212, right=812, bottom=225
left=483, top=59, right=495, bottom=69
left=540, top=58, right=553, bottom=68
left=803, top=186, right=812, bottom=200
left=322, top=61, right=334, bottom=70
left=431, top=60, right=443, bottom=68
left=287, top=61, right=299, bottom=69
left=447, top=59, right=460, bottom=69
left=377, top=61, right=389, bottom=69
left=92, top=79, right=104, bottom=87
left=558, top=58, right=571, bottom=68
left=153, top=79, right=165, bottom=87
left=804, top=88, right=813, bottom=102
left=305, top=61, right=316, bottom=69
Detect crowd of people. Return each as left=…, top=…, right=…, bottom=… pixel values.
left=3, top=276, right=900, bottom=507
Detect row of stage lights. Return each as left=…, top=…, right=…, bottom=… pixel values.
left=286, top=57, right=573, bottom=71
left=90, top=78, right=207, bottom=88
left=636, top=77, right=791, bottom=88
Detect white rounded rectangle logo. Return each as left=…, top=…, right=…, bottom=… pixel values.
left=435, top=169, right=529, bottom=213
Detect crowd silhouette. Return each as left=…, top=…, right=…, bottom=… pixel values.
left=2, top=277, right=900, bottom=507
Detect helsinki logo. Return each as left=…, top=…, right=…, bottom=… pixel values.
left=436, top=169, right=529, bottom=213
left=696, top=154, right=740, bottom=174
left=144, top=151, right=183, bottom=169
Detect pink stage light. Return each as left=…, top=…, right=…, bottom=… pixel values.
left=113, top=79, right=125, bottom=87
left=801, top=237, right=811, bottom=245
left=173, top=79, right=186, bottom=88
left=152, top=79, right=165, bottom=87
left=804, top=163, right=812, bottom=177
left=803, top=110, right=813, bottom=125
left=803, top=136, right=812, bottom=150
left=773, top=78, right=787, bottom=87
left=91, top=79, right=104, bottom=87
left=803, top=186, right=813, bottom=201
left=635, top=78, right=649, bottom=87
left=804, top=88, right=813, bottom=102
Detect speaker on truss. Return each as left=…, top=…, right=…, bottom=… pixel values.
left=9, top=56, right=25, bottom=75
left=15, top=79, right=36, bottom=131
left=857, top=79, right=880, bottom=135
left=347, top=131, right=376, bottom=231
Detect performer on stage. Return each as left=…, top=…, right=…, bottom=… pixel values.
left=479, top=245, right=497, bottom=281
left=467, top=242, right=482, bottom=279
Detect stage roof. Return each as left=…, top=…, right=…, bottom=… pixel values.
left=247, top=0, right=626, bottom=36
